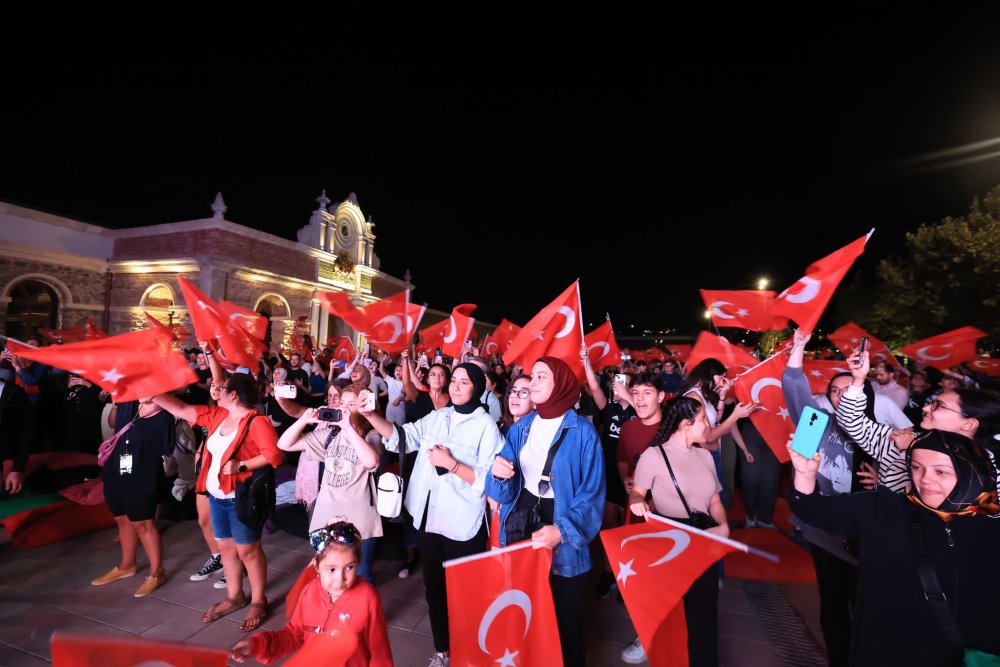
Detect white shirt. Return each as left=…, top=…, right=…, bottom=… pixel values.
left=873, top=379, right=909, bottom=410
left=205, top=426, right=239, bottom=499
left=518, top=415, right=564, bottom=499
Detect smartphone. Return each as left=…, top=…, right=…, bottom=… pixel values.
left=790, top=406, right=829, bottom=459
left=614, top=373, right=628, bottom=386
left=317, top=407, right=341, bottom=422
left=274, top=384, right=297, bottom=399
left=852, top=336, right=870, bottom=368
left=363, top=390, right=376, bottom=413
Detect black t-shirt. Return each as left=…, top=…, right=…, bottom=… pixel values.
left=287, top=368, right=310, bottom=388
left=600, top=401, right=636, bottom=450
left=101, top=408, right=175, bottom=484
left=184, top=367, right=213, bottom=406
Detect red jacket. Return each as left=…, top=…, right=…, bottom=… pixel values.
left=192, top=406, right=282, bottom=495
left=248, top=577, right=392, bottom=666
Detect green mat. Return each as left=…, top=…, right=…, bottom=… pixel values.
left=0, top=491, right=65, bottom=520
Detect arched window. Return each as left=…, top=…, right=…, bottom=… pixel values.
left=6, top=279, right=58, bottom=340
left=255, top=294, right=290, bottom=350
left=140, top=283, right=175, bottom=310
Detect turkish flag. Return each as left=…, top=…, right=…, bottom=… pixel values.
left=828, top=322, right=895, bottom=367
left=601, top=517, right=739, bottom=667
left=51, top=633, right=227, bottom=666
left=177, top=277, right=267, bottom=368
left=445, top=544, right=562, bottom=667
left=503, top=281, right=585, bottom=379
left=686, top=331, right=759, bottom=379
left=483, top=319, right=523, bottom=358
left=968, top=358, right=1000, bottom=377
left=802, top=359, right=854, bottom=394
left=419, top=304, right=477, bottom=359
left=585, top=320, right=622, bottom=368
left=646, top=347, right=669, bottom=363
left=317, top=290, right=423, bottom=354
left=668, top=344, right=692, bottom=363
left=899, top=326, right=987, bottom=371
left=772, top=230, right=873, bottom=332
left=699, top=290, right=788, bottom=332
left=627, top=349, right=650, bottom=363
left=328, top=335, right=358, bottom=363
left=39, top=317, right=108, bottom=344
left=7, top=329, right=197, bottom=403
left=733, top=353, right=792, bottom=462
left=144, top=311, right=190, bottom=343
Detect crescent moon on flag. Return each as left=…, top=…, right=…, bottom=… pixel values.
left=370, top=315, right=403, bottom=345
left=196, top=300, right=220, bottom=316
left=478, top=589, right=532, bottom=654
left=971, top=359, right=995, bottom=370
left=589, top=342, right=611, bottom=360
left=553, top=306, right=576, bottom=339
left=751, top=377, right=782, bottom=403
left=406, top=315, right=415, bottom=334
left=780, top=276, right=821, bottom=304
left=916, top=345, right=951, bottom=361
left=443, top=316, right=458, bottom=343
left=621, top=529, right=691, bottom=566
left=710, top=301, right=735, bottom=320
left=484, top=341, right=498, bottom=355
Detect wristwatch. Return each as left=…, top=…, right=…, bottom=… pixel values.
left=238, top=461, right=248, bottom=473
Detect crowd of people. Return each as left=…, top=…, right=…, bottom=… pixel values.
left=1, top=328, right=999, bottom=666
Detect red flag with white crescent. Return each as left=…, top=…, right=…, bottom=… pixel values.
left=445, top=544, right=562, bottom=667
left=686, top=331, right=759, bottom=379
left=667, top=344, right=692, bottom=363
left=802, top=359, right=854, bottom=394
left=317, top=290, right=416, bottom=354
left=51, top=633, right=227, bottom=666
left=483, top=319, right=523, bottom=358
left=440, top=304, right=478, bottom=359
left=828, top=322, right=895, bottom=367
left=584, top=320, right=622, bottom=368
left=899, top=326, right=986, bottom=371
left=699, top=289, right=788, bottom=332
left=177, top=276, right=267, bottom=368
left=733, top=353, right=792, bottom=462
left=772, top=230, right=873, bottom=332
left=967, top=358, right=1000, bottom=377
left=503, top=281, right=585, bottom=379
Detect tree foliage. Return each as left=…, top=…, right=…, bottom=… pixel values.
left=840, top=184, right=1000, bottom=347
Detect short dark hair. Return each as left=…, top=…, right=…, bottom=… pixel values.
left=631, top=371, right=664, bottom=393
left=224, top=373, right=260, bottom=408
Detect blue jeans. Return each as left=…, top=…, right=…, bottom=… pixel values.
left=209, top=496, right=260, bottom=545
left=358, top=538, right=376, bottom=586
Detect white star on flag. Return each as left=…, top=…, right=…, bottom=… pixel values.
left=777, top=406, right=790, bottom=420
left=617, top=559, right=637, bottom=587
left=736, top=308, right=750, bottom=317
left=809, top=370, right=822, bottom=377
left=495, top=648, right=519, bottom=667
left=101, top=367, right=125, bottom=384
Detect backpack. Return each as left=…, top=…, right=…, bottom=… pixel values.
left=376, top=471, right=404, bottom=519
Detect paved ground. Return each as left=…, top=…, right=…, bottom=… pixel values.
left=0, top=519, right=827, bottom=666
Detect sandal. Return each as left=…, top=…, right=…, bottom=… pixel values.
left=239, top=598, right=268, bottom=633
left=202, top=591, right=248, bottom=623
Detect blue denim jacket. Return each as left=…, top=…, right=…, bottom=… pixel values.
left=485, top=409, right=605, bottom=577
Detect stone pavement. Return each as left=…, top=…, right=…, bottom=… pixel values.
left=0, top=519, right=827, bottom=666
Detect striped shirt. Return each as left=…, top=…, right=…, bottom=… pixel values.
left=834, top=385, right=908, bottom=492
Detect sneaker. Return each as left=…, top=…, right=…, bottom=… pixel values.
left=757, top=521, right=776, bottom=529
left=190, top=554, right=223, bottom=581
left=399, top=557, right=419, bottom=579
left=596, top=571, right=616, bottom=598
left=213, top=575, right=228, bottom=590
left=428, top=653, right=449, bottom=667
left=134, top=574, right=164, bottom=598
left=91, top=565, right=138, bottom=586
left=621, top=637, right=646, bottom=664
left=745, top=516, right=758, bottom=528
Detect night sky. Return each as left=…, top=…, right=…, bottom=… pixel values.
left=4, top=15, right=1000, bottom=335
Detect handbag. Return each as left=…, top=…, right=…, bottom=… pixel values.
left=376, top=471, right=404, bottom=519
left=97, top=414, right=139, bottom=467
left=657, top=444, right=718, bottom=530
left=504, top=428, right=568, bottom=544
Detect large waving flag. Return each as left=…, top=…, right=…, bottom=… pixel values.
left=327, top=335, right=358, bottom=364
left=483, top=319, right=522, bottom=358
left=802, top=359, right=854, bottom=394
left=685, top=332, right=758, bottom=378
left=772, top=230, right=873, bottom=332
left=601, top=516, right=767, bottom=667
left=38, top=317, right=107, bottom=345
left=503, top=281, right=585, bottom=379
left=177, top=277, right=268, bottom=368
left=418, top=304, right=477, bottom=359
left=699, top=289, right=787, bottom=332
left=317, top=290, right=424, bottom=354
left=733, top=353, right=792, bottom=462
left=52, top=633, right=227, bottom=666
left=899, top=326, right=986, bottom=371
left=828, top=322, right=895, bottom=367
left=585, top=320, right=622, bottom=368
left=6, top=328, right=196, bottom=402
left=667, top=344, right=692, bottom=364
left=445, top=543, right=562, bottom=667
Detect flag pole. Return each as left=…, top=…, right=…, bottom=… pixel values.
left=443, top=540, right=534, bottom=568
left=647, top=513, right=780, bottom=563
left=575, top=280, right=585, bottom=341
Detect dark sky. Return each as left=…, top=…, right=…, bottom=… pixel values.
left=4, top=14, right=1000, bottom=335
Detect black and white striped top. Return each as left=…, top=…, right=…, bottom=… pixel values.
left=834, top=385, right=909, bottom=492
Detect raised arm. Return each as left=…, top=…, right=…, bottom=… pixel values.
left=151, top=392, right=200, bottom=423
left=581, top=345, right=607, bottom=411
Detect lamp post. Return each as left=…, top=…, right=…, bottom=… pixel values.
left=757, top=277, right=769, bottom=292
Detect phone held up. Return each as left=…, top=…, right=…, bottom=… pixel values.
left=790, top=406, right=829, bottom=459
left=317, top=407, right=341, bottom=422
left=614, top=373, right=628, bottom=386
left=274, top=384, right=297, bottom=399
left=851, top=336, right=870, bottom=368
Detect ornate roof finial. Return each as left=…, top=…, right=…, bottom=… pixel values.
left=404, top=269, right=412, bottom=283
left=316, top=189, right=331, bottom=211
left=211, top=192, right=227, bottom=219
left=346, top=192, right=359, bottom=206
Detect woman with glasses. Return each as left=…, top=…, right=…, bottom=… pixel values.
left=361, top=363, right=503, bottom=667
left=486, top=357, right=605, bottom=667
left=499, top=373, right=533, bottom=436
left=153, top=373, right=282, bottom=632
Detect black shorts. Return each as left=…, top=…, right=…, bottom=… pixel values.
left=103, top=475, right=162, bottom=522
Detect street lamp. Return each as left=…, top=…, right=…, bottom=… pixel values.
left=757, top=277, right=769, bottom=291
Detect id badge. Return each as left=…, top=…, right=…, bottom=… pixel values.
left=119, top=452, right=133, bottom=475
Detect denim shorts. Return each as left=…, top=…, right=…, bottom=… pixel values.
left=209, top=495, right=261, bottom=545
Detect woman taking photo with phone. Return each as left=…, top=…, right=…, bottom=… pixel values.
left=276, top=384, right=383, bottom=585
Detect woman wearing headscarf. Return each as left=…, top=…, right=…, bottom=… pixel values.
left=361, top=363, right=504, bottom=667
left=486, top=357, right=605, bottom=667
left=788, top=428, right=1000, bottom=666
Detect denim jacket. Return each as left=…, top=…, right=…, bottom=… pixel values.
left=486, top=409, right=605, bottom=577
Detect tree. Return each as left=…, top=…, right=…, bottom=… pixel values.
left=840, top=185, right=1000, bottom=347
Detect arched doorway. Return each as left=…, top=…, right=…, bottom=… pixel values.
left=5, top=279, right=59, bottom=340
left=254, top=294, right=290, bottom=351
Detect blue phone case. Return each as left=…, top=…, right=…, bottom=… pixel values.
left=791, top=407, right=829, bottom=459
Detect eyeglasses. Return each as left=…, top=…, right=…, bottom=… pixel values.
left=309, top=522, right=360, bottom=556
left=508, top=388, right=530, bottom=399
left=927, top=399, right=969, bottom=418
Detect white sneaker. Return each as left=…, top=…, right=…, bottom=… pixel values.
left=745, top=516, right=757, bottom=528
left=213, top=575, right=228, bottom=590
left=428, top=652, right=449, bottom=667
left=190, top=554, right=222, bottom=581
left=621, top=636, right=646, bottom=664
left=758, top=521, right=776, bottom=529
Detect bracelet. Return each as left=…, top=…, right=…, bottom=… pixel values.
left=450, top=460, right=461, bottom=474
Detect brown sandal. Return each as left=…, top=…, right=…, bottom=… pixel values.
left=239, top=598, right=268, bottom=633
left=202, top=591, right=248, bottom=623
